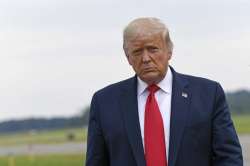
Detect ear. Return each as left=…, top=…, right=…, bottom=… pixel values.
left=125, top=50, right=133, bottom=66
left=126, top=54, right=133, bottom=66
left=168, top=51, right=172, bottom=60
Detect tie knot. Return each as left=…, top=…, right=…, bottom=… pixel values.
left=147, top=84, right=160, bottom=94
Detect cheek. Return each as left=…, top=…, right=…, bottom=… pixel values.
left=129, top=58, right=142, bottom=71
left=134, top=61, right=143, bottom=71
left=156, top=56, right=169, bottom=69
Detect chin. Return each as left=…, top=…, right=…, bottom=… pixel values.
left=141, top=73, right=161, bottom=84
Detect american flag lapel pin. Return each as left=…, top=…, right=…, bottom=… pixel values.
left=182, top=92, right=188, bottom=98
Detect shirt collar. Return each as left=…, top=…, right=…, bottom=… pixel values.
left=137, top=66, right=173, bottom=96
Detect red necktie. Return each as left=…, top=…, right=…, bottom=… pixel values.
left=144, top=84, right=167, bottom=166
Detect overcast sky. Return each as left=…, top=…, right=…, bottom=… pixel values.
left=0, top=0, right=250, bottom=122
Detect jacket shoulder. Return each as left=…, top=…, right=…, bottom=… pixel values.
left=93, top=76, right=135, bottom=98
left=177, top=72, right=221, bottom=93
left=180, top=73, right=218, bottom=85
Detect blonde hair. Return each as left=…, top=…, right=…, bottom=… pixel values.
left=123, top=17, right=173, bottom=55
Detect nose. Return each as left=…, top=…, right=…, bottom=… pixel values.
left=142, top=50, right=151, bottom=63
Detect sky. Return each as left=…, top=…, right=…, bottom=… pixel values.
left=0, top=0, right=250, bottom=122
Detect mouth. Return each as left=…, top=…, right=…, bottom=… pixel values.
left=142, top=67, right=156, bottom=73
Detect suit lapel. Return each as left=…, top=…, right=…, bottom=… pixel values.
left=168, top=68, right=191, bottom=166
left=120, top=76, right=146, bottom=166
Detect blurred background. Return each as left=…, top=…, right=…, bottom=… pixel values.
left=0, top=0, right=250, bottom=165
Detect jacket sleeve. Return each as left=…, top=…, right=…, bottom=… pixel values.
left=212, top=83, right=243, bottom=166
left=85, top=93, right=109, bottom=166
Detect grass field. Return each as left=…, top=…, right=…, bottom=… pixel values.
left=232, top=114, right=250, bottom=134
left=0, top=128, right=87, bottom=147
left=0, top=154, right=84, bottom=166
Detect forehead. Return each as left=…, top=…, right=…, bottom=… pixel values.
left=127, top=33, right=165, bottom=48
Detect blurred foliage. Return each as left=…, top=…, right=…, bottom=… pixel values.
left=226, top=90, right=250, bottom=114
left=0, top=106, right=90, bottom=134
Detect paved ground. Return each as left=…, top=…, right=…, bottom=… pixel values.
left=0, top=136, right=249, bottom=165
left=240, top=135, right=250, bottom=166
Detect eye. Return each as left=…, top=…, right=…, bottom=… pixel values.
left=132, top=49, right=143, bottom=56
left=147, top=46, right=159, bottom=53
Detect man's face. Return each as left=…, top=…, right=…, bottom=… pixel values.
left=126, top=32, right=172, bottom=85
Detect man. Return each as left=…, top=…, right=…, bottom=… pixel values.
left=86, top=17, right=243, bottom=166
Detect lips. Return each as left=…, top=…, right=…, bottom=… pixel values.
left=143, top=67, right=156, bottom=73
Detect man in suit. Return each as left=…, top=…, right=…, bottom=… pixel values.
left=86, top=17, right=243, bottom=166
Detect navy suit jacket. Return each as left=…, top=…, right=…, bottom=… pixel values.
left=86, top=67, right=243, bottom=166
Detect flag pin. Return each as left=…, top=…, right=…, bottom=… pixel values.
left=182, top=92, right=188, bottom=98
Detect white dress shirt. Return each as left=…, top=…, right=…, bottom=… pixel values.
left=137, top=67, right=173, bottom=160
